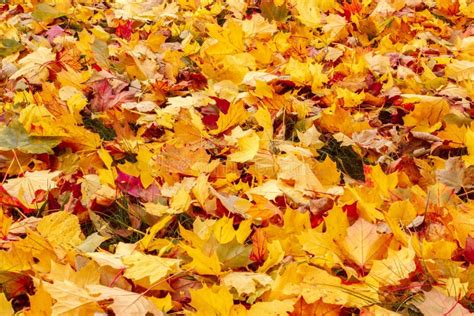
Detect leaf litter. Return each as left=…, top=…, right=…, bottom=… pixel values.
left=0, top=0, right=474, bottom=314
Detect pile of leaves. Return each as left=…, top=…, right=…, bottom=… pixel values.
left=0, top=0, right=473, bottom=314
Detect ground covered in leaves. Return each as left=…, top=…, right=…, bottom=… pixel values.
left=0, top=0, right=474, bottom=315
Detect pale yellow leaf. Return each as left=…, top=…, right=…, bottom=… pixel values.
left=37, top=211, right=83, bottom=248
left=3, top=170, right=60, bottom=207
left=86, top=285, right=162, bottom=315
left=122, top=252, right=181, bottom=284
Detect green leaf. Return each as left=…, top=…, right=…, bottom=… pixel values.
left=0, top=39, right=23, bottom=58
left=216, top=239, right=252, bottom=269
left=0, top=123, right=61, bottom=154
left=92, top=39, right=109, bottom=69
left=31, top=3, right=65, bottom=23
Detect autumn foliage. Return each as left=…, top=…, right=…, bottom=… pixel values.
left=1, top=0, right=474, bottom=314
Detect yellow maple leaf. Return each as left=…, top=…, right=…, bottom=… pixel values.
left=270, top=262, right=348, bottom=305
left=445, top=59, right=474, bottom=82
left=0, top=245, right=33, bottom=273
left=336, top=88, right=365, bottom=108
left=28, top=283, right=52, bottom=316
left=210, top=101, right=249, bottom=135
left=248, top=300, right=294, bottom=316
left=285, top=57, right=312, bottom=84
left=122, top=252, right=181, bottom=285
left=204, top=20, right=244, bottom=56
left=277, top=153, right=324, bottom=194
left=344, top=186, right=384, bottom=222
left=189, top=285, right=234, bottom=316
left=340, top=218, right=390, bottom=267
left=298, top=229, right=344, bottom=268
left=295, top=0, right=322, bottom=28
left=463, top=128, right=474, bottom=167
left=370, top=164, right=398, bottom=198
left=140, top=215, right=173, bottom=250
left=181, top=243, right=221, bottom=275
left=19, top=104, right=68, bottom=137
left=257, top=240, right=284, bottom=273
left=0, top=293, right=14, bottom=316
left=310, top=63, right=329, bottom=92
left=48, top=261, right=100, bottom=288
left=324, top=206, right=349, bottom=240
left=149, top=294, right=173, bottom=313
left=43, top=280, right=103, bottom=315
left=437, top=122, right=467, bottom=147
left=313, top=156, right=341, bottom=187
left=235, top=219, right=253, bottom=244
left=213, top=217, right=235, bottom=244
left=37, top=211, right=83, bottom=248
left=402, top=95, right=450, bottom=132
left=228, top=130, right=260, bottom=162
left=386, top=200, right=416, bottom=226
left=412, top=237, right=457, bottom=261
left=137, top=146, right=154, bottom=188
left=365, top=246, right=416, bottom=287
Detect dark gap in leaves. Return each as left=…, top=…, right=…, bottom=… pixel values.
left=318, top=137, right=365, bottom=181
left=116, top=152, right=138, bottom=164
left=216, top=9, right=232, bottom=26
left=165, top=213, right=195, bottom=240
left=83, top=117, right=117, bottom=141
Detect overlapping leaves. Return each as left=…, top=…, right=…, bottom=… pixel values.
left=0, top=0, right=473, bottom=315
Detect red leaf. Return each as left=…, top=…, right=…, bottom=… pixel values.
left=0, top=185, right=30, bottom=213
left=250, top=229, right=267, bottom=264
left=116, top=20, right=133, bottom=40
left=465, top=236, right=474, bottom=264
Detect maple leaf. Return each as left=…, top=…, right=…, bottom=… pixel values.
left=189, top=285, right=235, bottom=316
left=122, top=252, right=180, bottom=285
left=28, top=283, right=52, bottom=316
left=86, top=285, right=163, bottom=315
left=271, top=262, right=348, bottom=305
left=340, top=218, right=391, bottom=268
left=210, top=101, right=249, bottom=135
left=0, top=293, right=14, bottom=316
left=0, top=39, right=23, bottom=57
left=11, top=47, right=56, bottom=85
left=180, top=243, right=221, bottom=275
left=402, top=95, right=450, bottom=132
left=43, top=280, right=103, bottom=315
left=221, top=272, right=272, bottom=298
left=365, top=246, right=416, bottom=287
left=3, top=170, right=60, bottom=207
left=260, top=0, right=288, bottom=22
left=90, top=79, right=135, bottom=112
left=445, top=59, right=474, bottom=82
left=248, top=300, right=295, bottom=315
left=204, top=20, right=244, bottom=56
left=414, top=289, right=471, bottom=316
left=2, top=0, right=474, bottom=314
left=37, top=211, right=83, bottom=248
left=228, top=130, right=260, bottom=163
left=295, top=0, right=322, bottom=28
